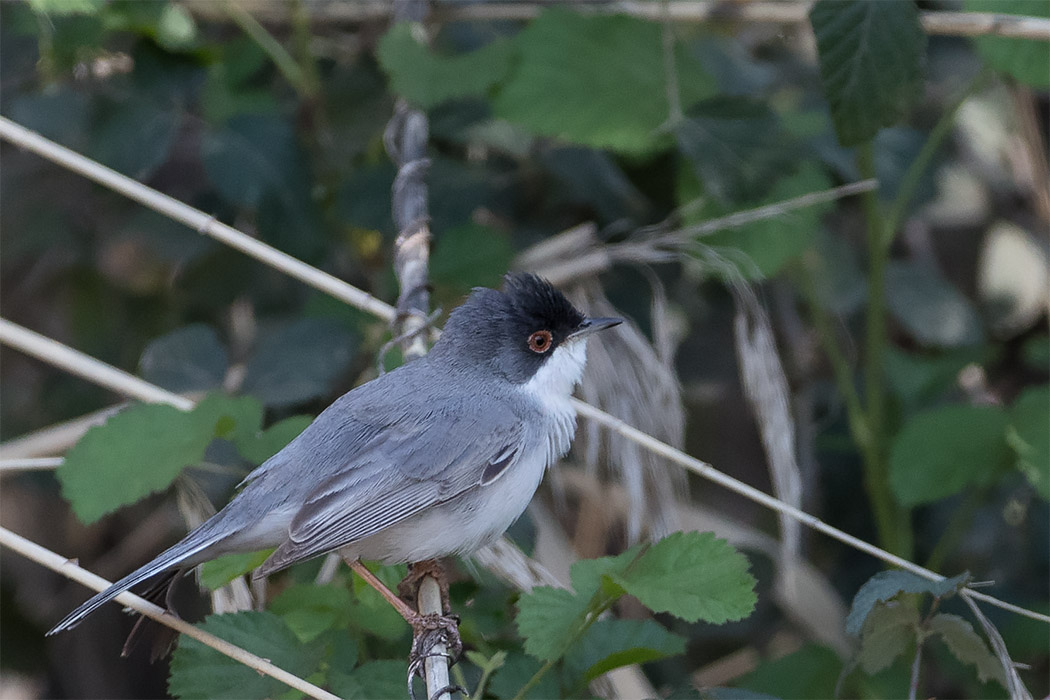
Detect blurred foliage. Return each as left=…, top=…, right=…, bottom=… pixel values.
left=1, top=0, right=1048, bottom=698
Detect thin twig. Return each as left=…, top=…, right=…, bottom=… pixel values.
left=908, top=635, right=923, bottom=700
left=0, top=457, right=64, bottom=473
left=0, top=526, right=340, bottom=700
left=182, top=2, right=1050, bottom=40
left=0, top=318, right=194, bottom=410
left=0, top=117, right=395, bottom=323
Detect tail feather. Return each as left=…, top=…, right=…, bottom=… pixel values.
left=47, top=533, right=223, bottom=635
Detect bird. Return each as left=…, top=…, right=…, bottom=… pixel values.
left=48, top=273, right=622, bottom=637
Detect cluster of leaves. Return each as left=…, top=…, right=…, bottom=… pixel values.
left=1, top=0, right=1048, bottom=698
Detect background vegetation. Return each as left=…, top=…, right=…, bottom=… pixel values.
left=0, top=1, right=1047, bottom=698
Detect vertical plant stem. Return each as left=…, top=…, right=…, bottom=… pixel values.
left=857, top=143, right=912, bottom=559
left=908, top=635, right=924, bottom=700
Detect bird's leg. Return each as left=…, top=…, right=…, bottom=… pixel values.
left=341, top=556, right=462, bottom=660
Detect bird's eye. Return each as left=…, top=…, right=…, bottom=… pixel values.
left=527, top=330, right=553, bottom=354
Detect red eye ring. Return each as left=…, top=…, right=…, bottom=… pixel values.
left=527, top=330, right=553, bottom=354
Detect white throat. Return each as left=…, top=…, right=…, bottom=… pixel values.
left=519, top=339, right=588, bottom=464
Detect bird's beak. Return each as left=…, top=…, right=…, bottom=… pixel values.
left=568, top=316, right=623, bottom=341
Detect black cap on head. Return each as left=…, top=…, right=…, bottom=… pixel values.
left=433, top=273, right=591, bottom=383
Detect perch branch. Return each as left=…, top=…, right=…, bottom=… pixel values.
left=0, top=526, right=340, bottom=700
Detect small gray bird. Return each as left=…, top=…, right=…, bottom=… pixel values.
left=49, top=273, right=621, bottom=635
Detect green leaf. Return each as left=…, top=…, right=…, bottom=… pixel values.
left=329, top=660, right=407, bottom=700
left=1007, top=385, right=1050, bottom=499
left=736, top=644, right=842, bottom=700
left=966, top=0, right=1050, bottom=88
left=90, top=100, right=179, bottom=180
left=57, top=394, right=263, bottom=523
left=377, top=23, right=516, bottom=109
left=199, top=549, right=273, bottom=590
left=568, top=546, right=640, bottom=600
left=846, top=570, right=970, bottom=636
left=889, top=404, right=1011, bottom=507
left=233, top=415, right=312, bottom=465
left=610, top=531, right=757, bottom=624
left=346, top=565, right=410, bottom=641
left=139, top=325, right=228, bottom=393
left=885, top=262, right=985, bottom=348
left=515, top=586, right=590, bottom=661
left=885, top=346, right=991, bottom=408
left=493, top=8, right=715, bottom=155
left=565, top=618, right=687, bottom=682
left=488, top=653, right=560, bottom=700
left=241, top=319, right=356, bottom=408
left=268, top=583, right=353, bottom=643
left=698, top=161, right=833, bottom=280
left=168, top=611, right=323, bottom=699
left=675, top=97, right=797, bottom=204
left=429, top=223, right=514, bottom=292
left=928, top=612, right=1007, bottom=686
left=809, top=0, right=926, bottom=146
left=856, top=602, right=919, bottom=674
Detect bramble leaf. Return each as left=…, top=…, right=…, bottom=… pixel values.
left=168, top=612, right=322, bottom=699
left=889, top=404, right=1011, bottom=507
left=493, top=8, right=715, bottom=155
left=846, top=570, right=970, bottom=636
left=329, top=659, right=407, bottom=700
left=809, top=0, right=926, bottom=146
left=139, top=324, right=228, bottom=393
left=565, top=618, right=687, bottom=682
left=610, top=531, right=757, bottom=624
left=269, top=583, right=354, bottom=643
left=928, top=613, right=1007, bottom=687
left=516, top=586, right=590, bottom=661
left=377, top=23, right=516, bottom=109
left=856, top=602, right=918, bottom=674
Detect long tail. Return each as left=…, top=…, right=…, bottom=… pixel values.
left=47, top=529, right=226, bottom=635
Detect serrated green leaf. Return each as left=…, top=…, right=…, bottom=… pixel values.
left=565, top=618, right=687, bottom=683
left=698, top=161, right=832, bottom=280
left=885, top=261, right=985, bottom=348
left=568, top=546, right=640, bottom=600
left=1007, top=385, right=1050, bottom=499
left=610, top=531, right=757, bottom=624
left=966, top=0, right=1050, bottom=88
left=857, top=602, right=919, bottom=674
left=139, top=324, right=228, bottom=393
left=493, top=8, right=715, bottom=155
left=346, top=564, right=410, bottom=642
left=242, top=318, right=356, bottom=408
left=809, top=0, right=926, bottom=146
left=928, top=613, right=1007, bottom=686
left=329, top=659, right=408, bottom=700
left=675, top=97, right=797, bottom=204
left=57, top=404, right=212, bottom=524
left=233, top=415, right=312, bottom=465
left=377, top=23, right=516, bottom=109
left=168, top=611, right=323, bottom=699
left=846, top=570, right=971, bottom=636
left=516, top=586, right=590, bottom=661
left=269, top=583, right=353, bottom=643
left=57, top=394, right=262, bottom=524
left=889, top=404, right=1011, bottom=507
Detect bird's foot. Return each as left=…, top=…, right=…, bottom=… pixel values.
left=407, top=611, right=463, bottom=680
